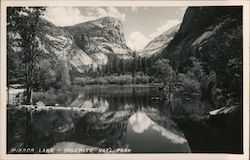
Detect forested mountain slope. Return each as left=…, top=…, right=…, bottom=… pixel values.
left=159, top=6, right=243, bottom=95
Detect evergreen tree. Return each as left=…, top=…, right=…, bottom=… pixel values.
left=151, top=59, right=174, bottom=85
left=55, top=59, right=71, bottom=88
left=7, top=7, right=46, bottom=104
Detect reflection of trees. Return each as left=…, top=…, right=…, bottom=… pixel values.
left=32, top=110, right=87, bottom=149
left=8, top=107, right=133, bottom=151
left=70, top=94, right=109, bottom=112
left=74, top=109, right=133, bottom=149
left=170, top=95, right=214, bottom=120
left=7, top=109, right=27, bottom=153
left=7, top=109, right=86, bottom=153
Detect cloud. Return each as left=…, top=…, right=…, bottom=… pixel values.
left=43, top=7, right=125, bottom=27
left=176, top=7, right=187, bottom=15
left=130, top=7, right=147, bottom=12
left=149, top=19, right=180, bottom=39
left=127, top=31, right=150, bottom=51
left=131, top=6, right=138, bottom=12
left=97, top=7, right=125, bottom=21
left=43, top=7, right=86, bottom=26
left=96, top=7, right=107, bottom=16
left=126, top=19, right=181, bottom=51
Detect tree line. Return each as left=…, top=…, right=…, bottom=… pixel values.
left=76, top=54, right=155, bottom=78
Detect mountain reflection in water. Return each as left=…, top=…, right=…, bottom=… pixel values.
left=127, top=111, right=190, bottom=152
left=8, top=85, right=192, bottom=153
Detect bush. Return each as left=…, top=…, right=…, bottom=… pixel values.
left=178, top=72, right=200, bottom=93
left=33, top=88, right=58, bottom=106
left=134, top=75, right=150, bottom=84
left=71, top=74, right=151, bottom=86
left=72, top=77, right=87, bottom=86
left=33, top=87, right=79, bottom=106
left=178, top=57, right=217, bottom=95
left=200, top=71, right=217, bottom=96
left=150, top=59, right=174, bottom=84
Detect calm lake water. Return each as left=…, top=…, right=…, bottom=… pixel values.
left=7, top=85, right=242, bottom=154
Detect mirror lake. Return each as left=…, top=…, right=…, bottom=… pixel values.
left=7, top=85, right=242, bottom=154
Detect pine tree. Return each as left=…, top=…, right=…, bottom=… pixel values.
left=55, top=59, right=71, bottom=88
left=7, top=7, right=46, bottom=104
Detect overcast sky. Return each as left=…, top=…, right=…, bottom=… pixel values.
left=44, top=6, right=186, bottom=51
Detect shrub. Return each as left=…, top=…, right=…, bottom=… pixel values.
left=71, top=74, right=151, bottom=86
left=178, top=57, right=217, bottom=95
left=72, top=77, right=87, bottom=86
left=33, top=87, right=79, bottom=106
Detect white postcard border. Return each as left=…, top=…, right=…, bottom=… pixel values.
left=0, top=1, right=249, bottom=160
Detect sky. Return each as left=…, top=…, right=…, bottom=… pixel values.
left=44, top=6, right=186, bottom=51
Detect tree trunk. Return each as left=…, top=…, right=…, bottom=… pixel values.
left=26, top=86, right=33, bottom=105
left=25, top=54, right=34, bottom=105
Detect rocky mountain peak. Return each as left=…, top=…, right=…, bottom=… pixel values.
left=94, top=16, right=123, bottom=27
left=138, top=24, right=180, bottom=57
left=64, top=16, right=125, bottom=45
left=62, top=16, right=132, bottom=66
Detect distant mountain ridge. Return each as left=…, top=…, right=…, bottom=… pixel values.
left=138, top=24, right=180, bottom=57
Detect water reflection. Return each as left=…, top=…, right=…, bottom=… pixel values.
left=7, top=85, right=191, bottom=153
left=129, top=112, right=151, bottom=133
left=70, top=94, right=109, bottom=113
left=129, top=111, right=187, bottom=144
left=126, top=110, right=190, bottom=153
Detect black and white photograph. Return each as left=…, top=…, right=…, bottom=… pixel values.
left=1, top=0, right=249, bottom=160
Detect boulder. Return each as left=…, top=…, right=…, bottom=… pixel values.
left=36, top=101, right=46, bottom=107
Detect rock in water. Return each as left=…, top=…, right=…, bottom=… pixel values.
left=36, top=101, right=46, bottom=107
